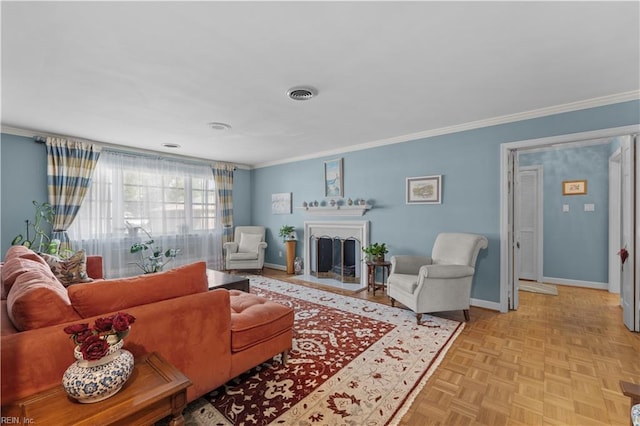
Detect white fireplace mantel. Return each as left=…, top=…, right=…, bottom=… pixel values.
left=296, top=205, right=371, bottom=216
left=303, top=220, right=370, bottom=290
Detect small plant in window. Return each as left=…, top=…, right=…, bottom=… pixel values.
left=128, top=224, right=180, bottom=273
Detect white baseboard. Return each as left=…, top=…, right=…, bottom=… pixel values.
left=470, top=298, right=501, bottom=312
left=542, top=276, right=607, bottom=290
left=265, top=262, right=286, bottom=271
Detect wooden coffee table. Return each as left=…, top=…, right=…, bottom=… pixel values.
left=207, top=269, right=250, bottom=292
left=2, top=352, right=191, bottom=426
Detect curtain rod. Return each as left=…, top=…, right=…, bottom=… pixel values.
left=28, top=132, right=240, bottom=170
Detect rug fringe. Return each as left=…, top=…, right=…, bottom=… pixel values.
left=388, top=321, right=466, bottom=426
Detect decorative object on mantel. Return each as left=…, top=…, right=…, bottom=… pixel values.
left=128, top=225, right=180, bottom=273
left=362, top=242, right=388, bottom=263
left=296, top=203, right=371, bottom=216
left=62, top=312, right=136, bottom=403
left=279, top=225, right=297, bottom=274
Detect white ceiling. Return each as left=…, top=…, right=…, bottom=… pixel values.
left=2, top=1, right=639, bottom=168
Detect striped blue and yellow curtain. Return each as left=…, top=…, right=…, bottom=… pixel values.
left=46, top=137, right=101, bottom=247
left=212, top=162, right=234, bottom=244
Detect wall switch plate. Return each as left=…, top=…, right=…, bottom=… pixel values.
left=279, top=251, right=283, bottom=257
left=562, top=204, right=569, bottom=212
left=584, top=203, right=595, bottom=212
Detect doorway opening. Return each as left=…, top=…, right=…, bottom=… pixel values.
left=499, top=125, right=639, bottom=332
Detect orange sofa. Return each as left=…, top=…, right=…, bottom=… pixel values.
left=0, top=246, right=294, bottom=407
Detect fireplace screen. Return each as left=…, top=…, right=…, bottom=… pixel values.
left=311, top=236, right=361, bottom=283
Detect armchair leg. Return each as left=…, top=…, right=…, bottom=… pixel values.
left=416, top=313, right=422, bottom=325
left=390, top=297, right=396, bottom=307
left=463, top=309, right=470, bottom=322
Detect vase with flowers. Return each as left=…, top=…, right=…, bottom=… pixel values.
left=61, top=312, right=136, bottom=403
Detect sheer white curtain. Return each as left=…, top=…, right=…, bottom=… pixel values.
left=68, top=150, right=223, bottom=278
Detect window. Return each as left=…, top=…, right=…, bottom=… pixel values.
left=68, top=150, right=222, bottom=277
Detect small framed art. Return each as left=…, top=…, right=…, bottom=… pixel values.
left=562, top=180, right=587, bottom=195
left=406, top=175, right=442, bottom=204
left=324, top=158, right=343, bottom=197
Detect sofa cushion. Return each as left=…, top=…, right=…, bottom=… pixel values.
left=40, top=250, right=93, bottom=287
left=4, top=245, right=49, bottom=265
left=2, top=256, right=58, bottom=296
left=6, top=270, right=81, bottom=331
left=68, top=261, right=208, bottom=318
left=228, top=252, right=259, bottom=261
left=229, top=290, right=294, bottom=352
left=238, top=233, right=262, bottom=253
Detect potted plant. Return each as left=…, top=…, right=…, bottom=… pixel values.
left=362, top=242, right=388, bottom=263
left=279, top=225, right=296, bottom=274
left=11, top=200, right=54, bottom=253
left=279, top=225, right=296, bottom=241
left=129, top=227, right=180, bottom=273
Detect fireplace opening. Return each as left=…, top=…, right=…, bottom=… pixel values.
left=311, top=236, right=360, bottom=283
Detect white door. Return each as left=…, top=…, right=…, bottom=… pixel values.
left=608, top=149, right=621, bottom=296
left=517, top=166, right=542, bottom=282
left=508, top=150, right=520, bottom=310
left=620, top=135, right=637, bottom=331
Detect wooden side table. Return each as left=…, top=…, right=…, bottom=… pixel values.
left=2, top=352, right=191, bottom=426
left=366, top=260, right=392, bottom=296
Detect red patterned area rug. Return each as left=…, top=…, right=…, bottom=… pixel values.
left=182, top=276, right=463, bottom=425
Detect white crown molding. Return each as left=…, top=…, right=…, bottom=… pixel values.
left=0, top=125, right=251, bottom=170
left=254, top=90, right=640, bottom=169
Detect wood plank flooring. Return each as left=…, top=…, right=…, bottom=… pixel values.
left=260, top=269, right=640, bottom=425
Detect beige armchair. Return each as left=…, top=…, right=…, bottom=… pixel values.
left=387, top=233, right=488, bottom=324
left=223, top=226, right=268, bottom=272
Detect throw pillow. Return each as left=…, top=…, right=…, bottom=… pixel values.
left=40, top=249, right=93, bottom=287
left=238, top=233, right=263, bottom=253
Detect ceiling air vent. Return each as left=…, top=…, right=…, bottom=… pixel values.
left=287, top=86, right=317, bottom=101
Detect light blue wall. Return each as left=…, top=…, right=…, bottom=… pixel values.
left=519, top=143, right=611, bottom=283
left=1, top=100, right=638, bottom=302
left=251, top=100, right=640, bottom=303
left=1, top=134, right=49, bottom=258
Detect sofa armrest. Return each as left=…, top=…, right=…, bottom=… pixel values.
left=223, top=242, right=239, bottom=254
left=419, top=264, right=474, bottom=279
left=390, top=255, right=432, bottom=275
left=86, top=255, right=103, bottom=279
left=1, top=290, right=232, bottom=406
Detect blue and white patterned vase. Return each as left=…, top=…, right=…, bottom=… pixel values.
left=62, top=339, right=134, bottom=403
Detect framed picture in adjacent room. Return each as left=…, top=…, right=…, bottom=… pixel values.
left=562, top=180, right=587, bottom=195
left=406, top=175, right=442, bottom=204
left=324, top=158, right=343, bottom=197
left=272, top=192, right=292, bottom=214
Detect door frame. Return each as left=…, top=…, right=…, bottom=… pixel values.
left=609, top=148, right=622, bottom=296
left=499, top=125, right=640, bottom=313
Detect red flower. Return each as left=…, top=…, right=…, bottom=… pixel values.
left=63, top=323, right=89, bottom=335
left=93, top=317, right=113, bottom=333
left=112, top=312, right=136, bottom=332
left=75, top=329, right=93, bottom=344
left=80, top=335, right=110, bottom=361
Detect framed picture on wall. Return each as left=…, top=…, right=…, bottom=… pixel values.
left=406, top=175, right=442, bottom=204
left=271, top=192, right=292, bottom=214
left=324, top=158, right=343, bottom=197
left=562, top=180, right=587, bottom=195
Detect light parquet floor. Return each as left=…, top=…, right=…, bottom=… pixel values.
left=260, top=269, right=640, bottom=425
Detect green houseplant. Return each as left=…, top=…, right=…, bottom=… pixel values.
left=11, top=200, right=54, bottom=253
left=279, top=225, right=296, bottom=241
left=362, top=242, right=388, bottom=263
left=129, top=227, right=180, bottom=273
